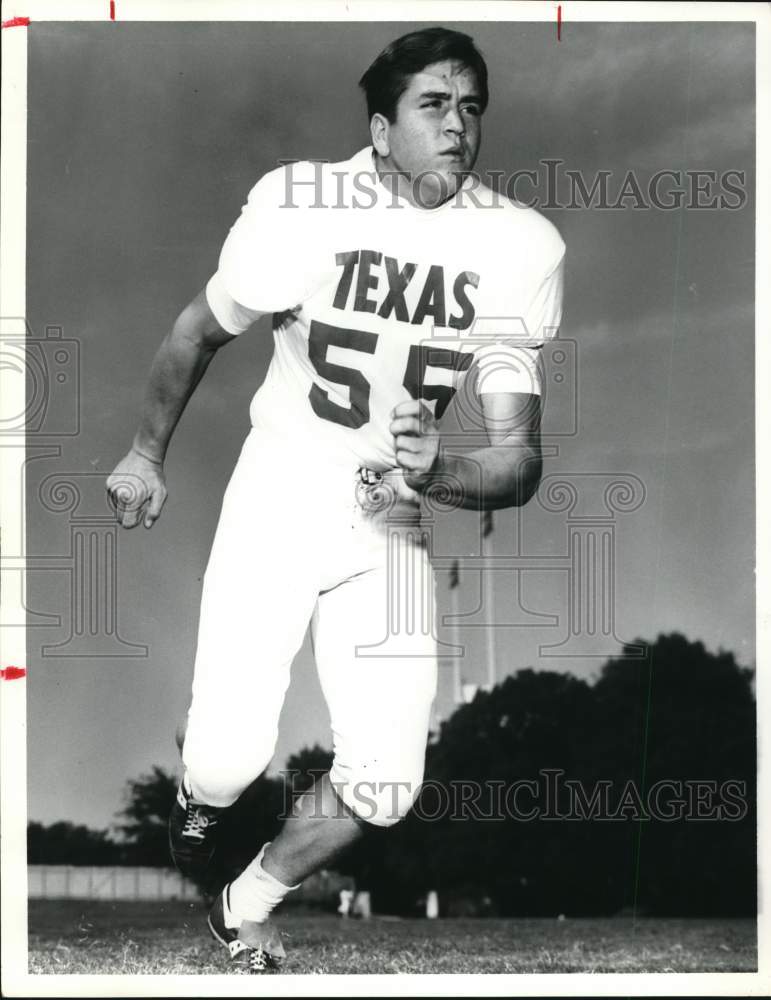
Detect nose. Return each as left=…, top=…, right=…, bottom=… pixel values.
left=443, top=105, right=465, bottom=137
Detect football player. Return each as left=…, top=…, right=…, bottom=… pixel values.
left=107, top=26, right=564, bottom=973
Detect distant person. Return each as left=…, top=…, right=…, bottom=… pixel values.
left=338, top=889, right=354, bottom=918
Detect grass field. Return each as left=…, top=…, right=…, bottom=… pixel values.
left=27, top=900, right=757, bottom=975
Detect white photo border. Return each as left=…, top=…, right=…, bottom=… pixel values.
left=1, top=1, right=768, bottom=996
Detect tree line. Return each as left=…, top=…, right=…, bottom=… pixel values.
left=28, top=633, right=756, bottom=916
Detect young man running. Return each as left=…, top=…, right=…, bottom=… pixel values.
left=107, top=26, right=564, bottom=972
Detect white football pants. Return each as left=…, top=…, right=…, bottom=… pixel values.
left=182, top=428, right=438, bottom=827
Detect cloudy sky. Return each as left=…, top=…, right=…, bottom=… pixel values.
left=23, top=19, right=755, bottom=830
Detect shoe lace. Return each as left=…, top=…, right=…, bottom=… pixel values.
left=182, top=803, right=217, bottom=841
left=249, top=945, right=268, bottom=973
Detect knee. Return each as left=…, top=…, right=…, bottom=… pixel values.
left=182, top=720, right=276, bottom=809
left=182, top=748, right=253, bottom=808
left=329, top=758, right=424, bottom=828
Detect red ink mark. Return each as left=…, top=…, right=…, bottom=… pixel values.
left=1, top=666, right=26, bottom=680
left=557, top=5, right=562, bottom=41
left=110, top=1, right=115, bottom=20
left=2, top=16, right=30, bottom=28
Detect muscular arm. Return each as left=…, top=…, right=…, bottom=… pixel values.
left=391, top=390, right=543, bottom=511
left=107, top=290, right=238, bottom=528
left=132, top=290, right=237, bottom=463
left=438, top=391, right=542, bottom=510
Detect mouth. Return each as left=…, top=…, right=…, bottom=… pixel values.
left=440, top=147, right=465, bottom=158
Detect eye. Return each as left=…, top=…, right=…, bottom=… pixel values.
left=461, top=104, right=481, bottom=117
left=422, top=100, right=442, bottom=109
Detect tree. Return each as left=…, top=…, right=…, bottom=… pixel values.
left=115, top=764, right=179, bottom=865
left=27, top=821, right=123, bottom=865
left=592, top=633, right=756, bottom=915
left=353, top=633, right=756, bottom=917
left=282, top=743, right=334, bottom=793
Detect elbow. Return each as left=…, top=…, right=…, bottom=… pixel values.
left=518, top=477, right=542, bottom=508
left=172, top=292, right=227, bottom=352
left=500, top=452, right=542, bottom=509
left=172, top=303, right=210, bottom=352
left=519, top=455, right=543, bottom=507
left=504, top=483, right=540, bottom=510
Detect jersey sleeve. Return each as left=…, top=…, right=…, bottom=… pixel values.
left=210, top=162, right=326, bottom=317
left=475, top=244, right=565, bottom=396
left=205, top=271, right=263, bottom=335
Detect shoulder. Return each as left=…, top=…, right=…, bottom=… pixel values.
left=461, top=178, right=566, bottom=270
left=243, top=149, right=366, bottom=212
left=508, top=202, right=565, bottom=270
left=242, top=160, right=314, bottom=211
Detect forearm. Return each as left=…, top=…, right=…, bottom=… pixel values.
left=132, top=327, right=217, bottom=463
left=434, top=443, right=542, bottom=511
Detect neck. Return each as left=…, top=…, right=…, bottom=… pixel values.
left=372, top=151, right=418, bottom=206
left=372, top=151, right=460, bottom=210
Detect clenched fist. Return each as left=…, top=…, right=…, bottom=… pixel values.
left=390, top=399, right=442, bottom=492
left=106, top=448, right=168, bottom=529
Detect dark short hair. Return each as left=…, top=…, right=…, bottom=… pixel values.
left=359, top=27, right=489, bottom=122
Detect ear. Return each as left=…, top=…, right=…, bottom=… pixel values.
left=370, top=113, right=390, bottom=157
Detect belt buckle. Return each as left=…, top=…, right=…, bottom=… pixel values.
left=358, top=467, right=383, bottom=487
left=355, top=467, right=395, bottom=514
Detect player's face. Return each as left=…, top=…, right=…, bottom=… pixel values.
left=373, top=60, right=483, bottom=209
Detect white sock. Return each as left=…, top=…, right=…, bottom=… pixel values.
left=228, top=843, right=300, bottom=926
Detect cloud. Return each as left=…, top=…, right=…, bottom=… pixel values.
left=629, top=99, right=754, bottom=169
left=485, top=22, right=754, bottom=173
left=570, top=297, right=754, bottom=353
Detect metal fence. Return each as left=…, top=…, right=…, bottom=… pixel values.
left=28, top=865, right=199, bottom=900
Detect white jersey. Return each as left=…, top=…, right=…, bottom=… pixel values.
left=206, top=146, right=565, bottom=471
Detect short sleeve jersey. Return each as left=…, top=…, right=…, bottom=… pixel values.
left=206, top=146, right=565, bottom=471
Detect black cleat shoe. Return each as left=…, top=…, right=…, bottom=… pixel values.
left=208, top=885, right=286, bottom=974
left=168, top=775, right=222, bottom=880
